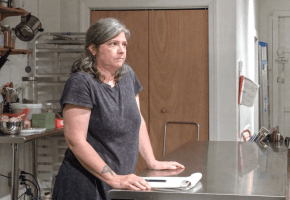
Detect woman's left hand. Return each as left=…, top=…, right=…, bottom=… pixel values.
left=149, top=160, right=185, bottom=170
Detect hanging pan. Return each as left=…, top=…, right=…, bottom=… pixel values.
left=15, top=13, right=44, bottom=41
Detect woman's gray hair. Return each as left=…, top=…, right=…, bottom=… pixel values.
left=71, top=18, right=130, bottom=82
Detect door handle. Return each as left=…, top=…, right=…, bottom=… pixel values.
left=161, top=108, right=167, bottom=113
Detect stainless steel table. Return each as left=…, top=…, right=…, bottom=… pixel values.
left=0, top=128, right=64, bottom=200
left=108, top=141, right=288, bottom=200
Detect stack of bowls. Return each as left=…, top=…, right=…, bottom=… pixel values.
left=0, top=121, right=24, bottom=135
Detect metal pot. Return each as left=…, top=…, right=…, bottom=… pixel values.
left=15, top=13, right=44, bottom=41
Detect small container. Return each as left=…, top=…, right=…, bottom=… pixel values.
left=0, top=121, right=24, bottom=135
left=11, top=28, right=16, bottom=49
left=45, top=103, right=53, bottom=113
left=2, top=25, right=12, bottom=48
left=0, top=28, right=4, bottom=47
left=11, top=103, right=42, bottom=120
left=22, top=77, right=38, bottom=104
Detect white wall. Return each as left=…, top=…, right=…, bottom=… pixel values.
left=236, top=0, right=260, bottom=140
left=215, top=0, right=238, bottom=140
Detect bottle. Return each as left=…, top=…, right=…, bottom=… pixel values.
left=11, top=28, right=16, bottom=49
left=0, top=48, right=12, bottom=70
left=45, top=103, right=53, bottom=113
left=2, top=25, right=11, bottom=48
left=7, top=0, right=11, bottom=7
left=0, top=27, right=4, bottom=48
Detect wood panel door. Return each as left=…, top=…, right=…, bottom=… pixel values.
left=149, top=10, right=209, bottom=160
left=90, top=11, right=149, bottom=124
left=91, top=11, right=149, bottom=171
left=91, top=10, right=209, bottom=171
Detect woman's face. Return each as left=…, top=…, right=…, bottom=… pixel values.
left=96, top=31, right=127, bottom=70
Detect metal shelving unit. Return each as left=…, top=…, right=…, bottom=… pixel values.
left=32, top=32, right=86, bottom=111
left=31, top=32, right=85, bottom=197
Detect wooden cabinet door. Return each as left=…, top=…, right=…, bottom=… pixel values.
left=90, top=11, right=149, bottom=124
left=91, top=10, right=149, bottom=171
left=91, top=9, right=209, bottom=171
left=149, top=10, right=209, bottom=161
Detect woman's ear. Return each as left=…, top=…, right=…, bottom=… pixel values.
left=88, top=44, right=97, bottom=56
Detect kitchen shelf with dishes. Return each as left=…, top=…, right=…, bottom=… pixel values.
left=0, top=5, right=30, bottom=57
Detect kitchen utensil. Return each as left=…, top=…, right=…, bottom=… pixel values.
left=6, top=87, right=18, bottom=102
left=15, top=13, right=44, bottom=41
left=0, top=48, right=12, bottom=70
left=0, top=120, right=23, bottom=135
left=25, top=53, right=31, bottom=73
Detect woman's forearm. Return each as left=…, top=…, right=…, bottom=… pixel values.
left=138, top=116, right=157, bottom=168
left=66, top=138, right=116, bottom=182
left=63, top=104, right=151, bottom=191
left=63, top=104, right=116, bottom=185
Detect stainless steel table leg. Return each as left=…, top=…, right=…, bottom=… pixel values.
left=33, top=140, right=38, bottom=198
left=11, top=143, right=19, bottom=200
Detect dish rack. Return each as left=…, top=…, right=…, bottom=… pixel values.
left=31, top=32, right=85, bottom=197
left=32, top=32, right=86, bottom=111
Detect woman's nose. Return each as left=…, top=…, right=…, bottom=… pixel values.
left=118, top=45, right=126, bottom=53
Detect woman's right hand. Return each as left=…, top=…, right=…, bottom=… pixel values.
left=108, top=174, right=151, bottom=191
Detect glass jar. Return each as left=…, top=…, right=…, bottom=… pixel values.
left=45, top=103, right=53, bottom=113
left=2, top=25, right=12, bottom=48
left=22, top=77, right=38, bottom=104
left=11, top=28, right=16, bottom=49
left=0, top=27, right=4, bottom=48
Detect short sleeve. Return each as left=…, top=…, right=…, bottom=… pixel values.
left=60, top=73, right=93, bottom=110
left=128, top=67, right=143, bottom=96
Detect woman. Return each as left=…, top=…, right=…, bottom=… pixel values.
left=52, top=18, right=184, bottom=200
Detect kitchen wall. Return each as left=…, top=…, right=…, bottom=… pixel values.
left=237, top=0, right=260, bottom=140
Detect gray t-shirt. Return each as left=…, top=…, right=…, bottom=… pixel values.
left=52, top=65, right=143, bottom=200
